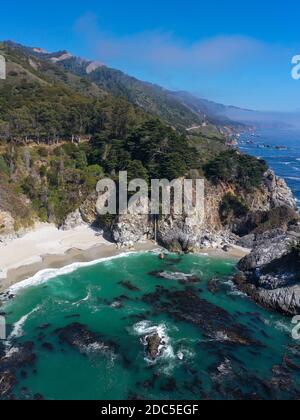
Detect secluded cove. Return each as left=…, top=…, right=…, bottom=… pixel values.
left=0, top=251, right=299, bottom=400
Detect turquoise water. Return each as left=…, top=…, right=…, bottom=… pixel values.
left=1, top=251, right=299, bottom=400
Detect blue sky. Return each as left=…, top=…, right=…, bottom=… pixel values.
left=0, top=0, right=299, bottom=111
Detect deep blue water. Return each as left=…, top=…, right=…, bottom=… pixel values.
left=239, top=128, right=300, bottom=205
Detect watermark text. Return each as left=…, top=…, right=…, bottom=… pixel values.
left=292, top=316, right=300, bottom=340
left=292, top=55, right=300, bottom=80
left=0, top=55, right=6, bottom=80
left=0, top=316, right=6, bottom=340
left=96, top=172, right=205, bottom=217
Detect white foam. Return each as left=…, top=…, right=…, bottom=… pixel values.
left=3, top=346, right=20, bottom=358
left=278, top=161, right=292, bottom=166
left=216, top=358, right=232, bottom=376
left=263, top=317, right=291, bottom=334
left=133, top=321, right=176, bottom=365
left=71, top=288, right=93, bottom=306
left=8, top=252, right=139, bottom=294
left=224, top=279, right=247, bottom=297
left=9, top=306, right=40, bottom=340
left=157, top=271, right=196, bottom=281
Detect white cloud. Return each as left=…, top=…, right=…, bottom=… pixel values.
left=74, top=12, right=273, bottom=72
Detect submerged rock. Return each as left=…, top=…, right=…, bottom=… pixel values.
left=0, top=370, right=17, bottom=399
left=0, top=342, right=37, bottom=399
left=41, top=342, right=54, bottom=352
left=207, top=278, right=220, bottom=294
left=55, top=323, right=117, bottom=357
left=142, top=286, right=261, bottom=348
left=160, top=378, right=177, bottom=392
left=118, top=280, right=140, bottom=292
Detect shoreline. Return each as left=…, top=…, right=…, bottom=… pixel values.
left=0, top=223, right=249, bottom=294
left=0, top=240, right=158, bottom=293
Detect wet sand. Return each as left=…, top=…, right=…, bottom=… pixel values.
left=0, top=241, right=158, bottom=293
left=0, top=241, right=249, bottom=294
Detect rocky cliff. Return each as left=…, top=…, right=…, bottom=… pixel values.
left=1, top=163, right=299, bottom=317
left=236, top=227, right=300, bottom=316
left=107, top=170, right=298, bottom=252
left=232, top=173, right=300, bottom=316
left=105, top=169, right=300, bottom=316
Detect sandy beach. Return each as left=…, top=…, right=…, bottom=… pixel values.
left=0, top=223, right=157, bottom=292
left=0, top=223, right=249, bottom=293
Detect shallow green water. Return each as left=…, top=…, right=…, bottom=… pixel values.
left=1, top=252, right=299, bottom=400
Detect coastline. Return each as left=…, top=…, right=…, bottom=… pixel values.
left=0, top=222, right=249, bottom=294
left=0, top=241, right=160, bottom=293
left=0, top=222, right=159, bottom=293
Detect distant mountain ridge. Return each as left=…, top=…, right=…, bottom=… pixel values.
left=3, top=40, right=299, bottom=133
left=172, top=90, right=300, bottom=130
left=2, top=41, right=245, bottom=132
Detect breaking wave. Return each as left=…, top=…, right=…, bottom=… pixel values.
left=7, top=252, right=140, bottom=295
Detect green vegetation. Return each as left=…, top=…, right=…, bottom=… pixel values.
left=253, top=207, right=298, bottom=234
left=219, top=194, right=249, bottom=224
left=1, top=143, right=104, bottom=225
left=0, top=40, right=272, bottom=231
left=0, top=79, right=146, bottom=143
left=0, top=119, right=199, bottom=225
left=83, top=66, right=203, bottom=131
left=88, top=119, right=199, bottom=181
left=204, top=150, right=268, bottom=191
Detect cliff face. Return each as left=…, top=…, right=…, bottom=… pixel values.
left=108, top=170, right=298, bottom=252
left=0, top=210, right=15, bottom=237
left=233, top=173, right=300, bottom=316
left=0, top=181, right=34, bottom=245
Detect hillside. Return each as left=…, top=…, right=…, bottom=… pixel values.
left=2, top=41, right=243, bottom=134
left=0, top=42, right=207, bottom=228
left=0, top=40, right=297, bottom=252
left=170, top=91, right=245, bottom=127
left=0, top=42, right=149, bottom=143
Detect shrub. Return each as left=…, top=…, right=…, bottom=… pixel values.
left=204, top=150, right=268, bottom=191
left=0, top=156, right=9, bottom=175
left=220, top=193, right=249, bottom=224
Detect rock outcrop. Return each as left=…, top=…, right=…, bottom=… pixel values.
left=145, top=334, right=164, bottom=360
left=0, top=210, right=16, bottom=244
left=61, top=209, right=85, bottom=230
left=109, top=171, right=298, bottom=253
left=263, top=170, right=297, bottom=211
left=236, top=226, right=300, bottom=316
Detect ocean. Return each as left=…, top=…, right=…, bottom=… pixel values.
left=1, top=127, right=300, bottom=400
left=239, top=127, right=300, bottom=206
left=1, top=251, right=299, bottom=400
